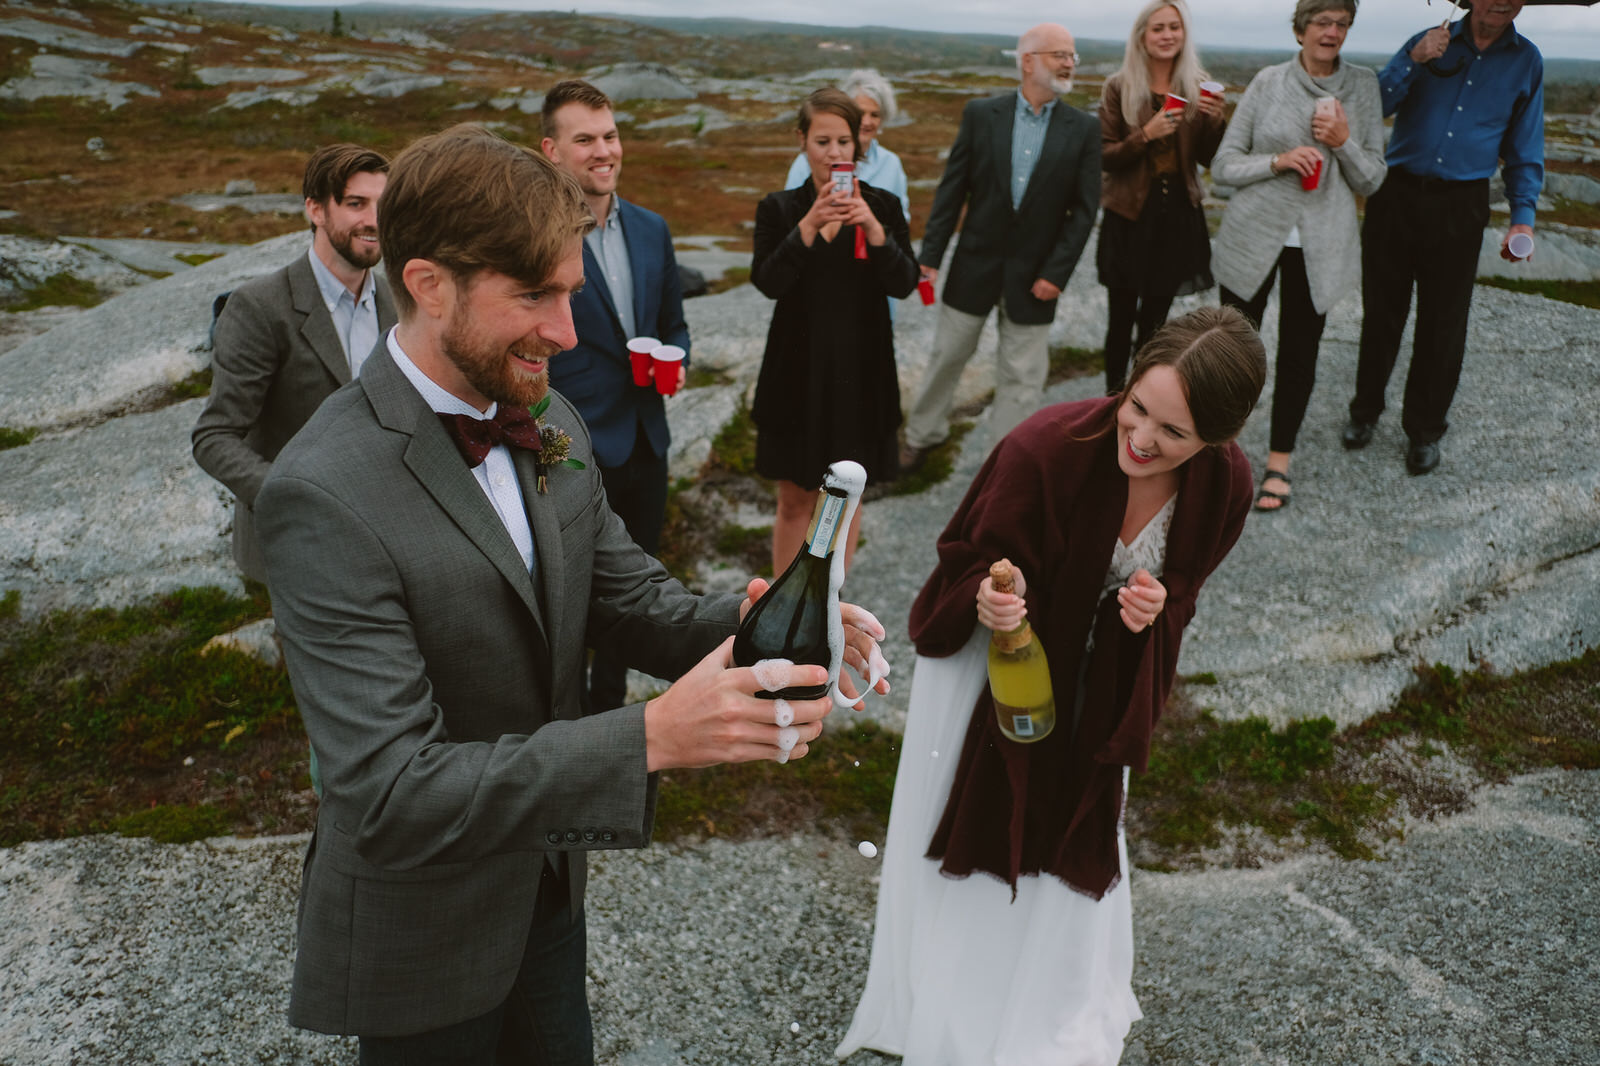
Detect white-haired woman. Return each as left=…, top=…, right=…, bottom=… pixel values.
left=1097, top=0, right=1227, bottom=394
left=1210, top=0, right=1385, bottom=512
left=786, top=68, right=910, bottom=227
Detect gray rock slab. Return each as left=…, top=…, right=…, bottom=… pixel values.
left=589, top=62, right=696, bottom=102
left=0, top=769, right=1591, bottom=1065
left=195, top=65, right=308, bottom=86
left=340, top=69, right=444, bottom=98
left=214, top=88, right=322, bottom=111
left=57, top=236, right=236, bottom=277
left=0, top=232, right=308, bottom=432
left=0, top=53, right=159, bottom=110
left=0, top=398, right=238, bottom=617
left=170, top=191, right=305, bottom=213
left=0, top=234, right=148, bottom=304
left=0, top=16, right=147, bottom=57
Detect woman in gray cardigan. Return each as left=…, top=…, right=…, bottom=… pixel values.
left=1210, top=0, right=1385, bottom=511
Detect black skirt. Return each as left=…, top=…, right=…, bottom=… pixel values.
left=1097, top=173, right=1213, bottom=297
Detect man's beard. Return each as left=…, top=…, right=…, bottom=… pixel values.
left=328, top=223, right=381, bottom=271
left=1049, top=75, right=1074, bottom=95
left=442, top=308, right=554, bottom=410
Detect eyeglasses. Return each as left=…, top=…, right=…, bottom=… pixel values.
left=1028, top=50, right=1079, bottom=64
left=1307, top=16, right=1352, bottom=31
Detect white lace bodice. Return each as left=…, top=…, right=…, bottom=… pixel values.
left=1100, top=493, right=1176, bottom=599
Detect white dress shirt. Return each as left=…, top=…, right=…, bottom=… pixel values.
left=387, top=330, right=536, bottom=575
left=307, top=248, right=381, bottom=377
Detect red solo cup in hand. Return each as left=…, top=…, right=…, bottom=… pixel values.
left=917, top=277, right=936, bottom=305
left=626, top=336, right=660, bottom=387
left=1300, top=156, right=1323, bottom=192
left=1199, top=81, right=1224, bottom=101
left=1162, top=93, right=1188, bottom=113
left=650, top=344, right=685, bottom=396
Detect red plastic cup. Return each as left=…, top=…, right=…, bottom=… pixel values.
left=1199, top=81, right=1224, bottom=101
left=626, top=336, right=659, bottom=387
left=650, top=344, right=685, bottom=396
left=1162, top=93, right=1188, bottom=113
left=917, top=277, right=935, bottom=306
left=1506, top=232, right=1535, bottom=260
left=1300, top=156, right=1323, bottom=192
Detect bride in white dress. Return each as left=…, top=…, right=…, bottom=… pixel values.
left=836, top=308, right=1267, bottom=1065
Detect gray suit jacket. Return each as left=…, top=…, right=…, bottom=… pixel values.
left=918, top=92, right=1101, bottom=326
left=192, top=251, right=398, bottom=582
left=255, top=347, right=740, bottom=1037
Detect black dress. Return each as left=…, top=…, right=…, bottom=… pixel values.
left=750, top=180, right=919, bottom=488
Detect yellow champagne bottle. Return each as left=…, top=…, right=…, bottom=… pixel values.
left=987, top=559, right=1056, bottom=743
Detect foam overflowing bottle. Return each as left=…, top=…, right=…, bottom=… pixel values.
left=732, top=461, right=867, bottom=705
left=987, top=559, right=1056, bottom=743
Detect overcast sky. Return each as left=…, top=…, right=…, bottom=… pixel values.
left=294, top=1, right=1600, bottom=60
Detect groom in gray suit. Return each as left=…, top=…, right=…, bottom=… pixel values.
left=192, top=142, right=397, bottom=583
left=899, top=22, right=1099, bottom=470
left=256, top=124, right=886, bottom=1064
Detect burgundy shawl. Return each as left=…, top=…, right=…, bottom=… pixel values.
left=911, top=397, right=1252, bottom=899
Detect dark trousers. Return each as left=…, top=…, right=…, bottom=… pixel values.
left=586, top=422, right=669, bottom=712
left=1221, top=247, right=1326, bottom=455
left=358, top=866, right=592, bottom=1066
left=1104, top=282, right=1181, bottom=394
left=1350, top=170, right=1490, bottom=444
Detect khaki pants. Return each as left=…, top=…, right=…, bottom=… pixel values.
left=904, top=299, right=1051, bottom=450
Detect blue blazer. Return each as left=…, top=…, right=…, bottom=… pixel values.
left=554, top=198, right=690, bottom=469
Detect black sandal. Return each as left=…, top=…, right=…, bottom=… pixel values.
left=1255, top=468, right=1291, bottom=512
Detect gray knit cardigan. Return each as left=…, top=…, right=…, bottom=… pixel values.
left=1210, top=56, right=1387, bottom=314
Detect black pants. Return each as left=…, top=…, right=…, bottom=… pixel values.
left=1221, top=247, right=1326, bottom=455
left=1104, top=282, right=1182, bottom=394
left=1350, top=169, right=1490, bottom=444
left=586, top=422, right=669, bottom=712
left=358, top=866, right=592, bottom=1066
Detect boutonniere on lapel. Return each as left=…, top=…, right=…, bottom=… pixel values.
left=529, top=394, right=585, bottom=494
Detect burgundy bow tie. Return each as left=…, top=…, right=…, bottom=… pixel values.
left=438, top=406, right=543, bottom=468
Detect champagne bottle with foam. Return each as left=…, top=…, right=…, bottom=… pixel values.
left=732, top=462, right=864, bottom=701
left=987, top=559, right=1056, bottom=743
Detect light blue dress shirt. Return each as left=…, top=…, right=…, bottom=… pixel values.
left=306, top=248, right=380, bottom=376
left=1011, top=89, right=1057, bottom=211
left=584, top=195, right=635, bottom=340
left=1378, top=19, right=1545, bottom=227
left=387, top=329, right=535, bottom=576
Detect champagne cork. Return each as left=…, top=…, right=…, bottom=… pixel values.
left=988, top=560, right=1031, bottom=652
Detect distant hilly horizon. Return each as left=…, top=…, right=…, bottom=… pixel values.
left=127, top=1, right=1600, bottom=81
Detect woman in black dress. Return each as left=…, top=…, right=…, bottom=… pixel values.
left=751, top=88, right=919, bottom=576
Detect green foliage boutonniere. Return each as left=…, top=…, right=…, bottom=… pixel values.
left=529, top=395, right=586, bottom=494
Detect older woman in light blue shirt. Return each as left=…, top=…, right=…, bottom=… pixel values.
left=785, top=69, right=910, bottom=224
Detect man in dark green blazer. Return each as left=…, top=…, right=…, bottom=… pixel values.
left=256, top=125, right=886, bottom=1065
left=901, top=22, right=1101, bottom=470
left=192, top=143, right=396, bottom=582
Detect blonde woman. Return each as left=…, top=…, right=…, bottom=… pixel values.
left=1097, top=0, right=1226, bottom=393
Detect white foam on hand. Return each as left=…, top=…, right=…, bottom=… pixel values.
left=776, top=726, right=799, bottom=753
left=773, top=699, right=794, bottom=728
left=750, top=657, right=794, bottom=693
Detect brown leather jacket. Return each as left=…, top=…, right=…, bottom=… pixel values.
left=1098, top=74, right=1227, bottom=222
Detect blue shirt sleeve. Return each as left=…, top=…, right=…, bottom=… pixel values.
left=1377, top=30, right=1430, bottom=118
left=1500, top=59, right=1545, bottom=228
left=785, top=153, right=810, bottom=191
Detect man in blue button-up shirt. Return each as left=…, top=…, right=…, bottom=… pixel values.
left=1342, top=1, right=1544, bottom=476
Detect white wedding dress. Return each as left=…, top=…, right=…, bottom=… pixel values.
left=836, top=496, right=1175, bottom=1066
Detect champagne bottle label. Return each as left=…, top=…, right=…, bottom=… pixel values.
left=1011, top=714, right=1035, bottom=738
left=807, top=494, right=846, bottom=559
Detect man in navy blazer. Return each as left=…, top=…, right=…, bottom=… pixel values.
left=542, top=79, right=691, bottom=711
